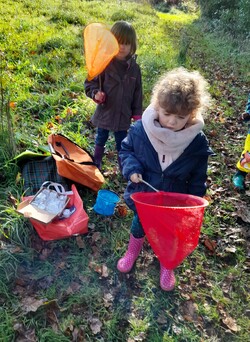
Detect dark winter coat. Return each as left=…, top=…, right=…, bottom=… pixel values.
left=120, top=121, right=214, bottom=211
left=84, top=55, right=142, bottom=132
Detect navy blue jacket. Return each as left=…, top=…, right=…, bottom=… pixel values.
left=120, top=121, right=214, bottom=211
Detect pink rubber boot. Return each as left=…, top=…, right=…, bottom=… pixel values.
left=117, top=235, right=144, bottom=273
left=160, top=263, right=176, bottom=291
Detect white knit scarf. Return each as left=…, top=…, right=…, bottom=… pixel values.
left=141, top=104, right=204, bottom=170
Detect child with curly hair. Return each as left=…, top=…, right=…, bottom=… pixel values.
left=117, top=67, right=214, bottom=291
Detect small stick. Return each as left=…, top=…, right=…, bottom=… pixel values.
left=139, top=177, right=159, bottom=192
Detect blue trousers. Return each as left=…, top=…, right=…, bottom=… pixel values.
left=95, top=128, right=127, bottom=152
left=131, top=213, right=145, bottom=238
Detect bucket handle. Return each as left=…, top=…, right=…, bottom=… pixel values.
left=139, top=176, right=159, bottom=192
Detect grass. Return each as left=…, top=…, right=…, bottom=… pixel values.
left=0, top=0, right=250, bottom=341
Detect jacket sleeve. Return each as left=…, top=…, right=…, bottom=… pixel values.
left=186, top=132, right=214, bottom=197
left=119, top=126, right=144, bottom=180
left=131, top=66, right=143, bottom=118
left=84, top=76, right=100, bottom=100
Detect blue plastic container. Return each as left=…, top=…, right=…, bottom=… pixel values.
left=93, top=190, right=120, bottom=216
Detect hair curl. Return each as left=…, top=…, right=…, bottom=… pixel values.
left=151, top=67, right=211, bottom=119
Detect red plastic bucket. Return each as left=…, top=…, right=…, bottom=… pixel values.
left=131, top=191, right=209, bottom=269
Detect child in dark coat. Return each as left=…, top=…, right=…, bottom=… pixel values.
left=118, top=67, right=214, bottom=291
left=84, top=21, right=142, bottom=170
left=232, top=93, right=250, bottom=191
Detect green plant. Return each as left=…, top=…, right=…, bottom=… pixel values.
left=0, top=308, right=15, bottom=341
left=0, top=63, right=16, bottom=164
left=199, top=0, right=250, bottom=37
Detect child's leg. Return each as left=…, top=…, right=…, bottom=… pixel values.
left=94, top=128, right=109, bottom=168
left=117, top=213, right=145, bottom=273
left=114, top=130, right=127, bottom=171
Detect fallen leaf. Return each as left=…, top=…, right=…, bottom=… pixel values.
left=9, top=101, right=16, bottom=108
left=203, top=237, right=217, bottom=253
left=55, top=115, right=62, bottom=124
left=39, top=248, right=52, bottom=260
left=66, top=108, right=73, bottom=115
left=65, top=282, right=81, bottom=295
left=92, top=264, right=108, bottom=278
left=179, top=300, right=199, bottom=322
left=91, top=245, right=101, bottom=258
left=56, top=261, right=66, bottom=270
left=76, top=236, right=85, bottom=249
left=72, top=325, right=85, bottom=342
left=209, top=129, right=217, bottom=137
left=47, top=122, right=54, bottom=129
left=13, top=323, right=37, bottom=341
left=46, top=309, right=59, bottom=332
left=101, top=264, right=109, bottom=278
left=9, top=246, right=23, bottom=254
left=89, top=261, right=102, bottom=274
left=156, top=313, right=168, bottom=324
left=21, top=297, right=45, bottom=313
left=219, top=116, right=226, bottom=123
left=88, top=223, right=96, bottom=230
left=103, top=292, right=113, bottom=307
left=133, top=332, right=147, bottom=341
left=222, top=316, right=241, bottom=332
left=172, top=324, right=182, bottom=335
left=117, top=204, right=128, bottom=217
left=221, top=274, right=234, bottom=294
left=89, top=317, right=102, bottom=334
left=237, top=204, right=250, bottom=223
left=225, top=246, right=236, bottom=253
left=91, top=232, right=101, bottom=243
left=218, top=304, right=241, bottom=332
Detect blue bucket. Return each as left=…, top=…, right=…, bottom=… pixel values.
left=93, top=190, right=120, bottom=216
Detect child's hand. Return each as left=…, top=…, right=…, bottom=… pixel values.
left=130, top=173, right=142, bottom=183
left=94, top=91, right=106, bottom=104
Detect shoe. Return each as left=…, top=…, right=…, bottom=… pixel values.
left=232, top=174, right=245, bottom=191
left=160, top=264, right=175, bottom=291
left=117, top=235, right=144, bottom=273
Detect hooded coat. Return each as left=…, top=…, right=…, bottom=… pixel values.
left=84, top=55, right=142, bottom=132
left=120, top=120, right=214, bottom=211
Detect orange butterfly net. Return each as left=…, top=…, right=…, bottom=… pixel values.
left=83, top=23, right=119, bottom=81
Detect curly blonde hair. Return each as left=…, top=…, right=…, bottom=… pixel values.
left=151, top=67, right=211, bottom=119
